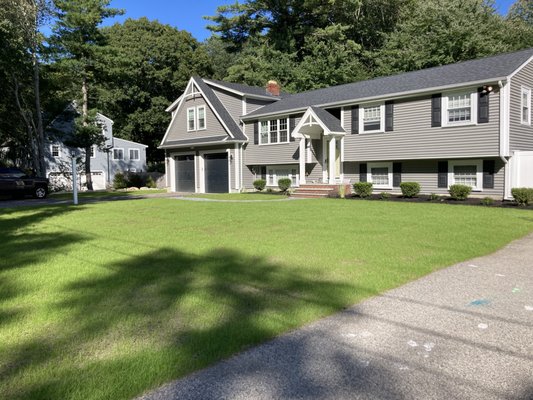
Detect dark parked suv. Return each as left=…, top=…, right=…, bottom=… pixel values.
left=0, top=168, right=49, bottom=199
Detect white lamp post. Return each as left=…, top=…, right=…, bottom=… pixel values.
left=71, top=151, right=78, bottom=205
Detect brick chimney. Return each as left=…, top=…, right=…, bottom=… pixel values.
left=266, top=80, right=281, bottom=96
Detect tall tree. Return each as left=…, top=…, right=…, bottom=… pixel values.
left=49, top=0, right=122, bottom=190
left=94, top=18, right=212, bottom=163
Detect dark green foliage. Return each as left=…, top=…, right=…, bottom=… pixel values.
left=253, top=179, right=266, bottom=191
left=481, top=197, right=494, bottom=206
left=511, top=187, right=533, bottom=206
left=278, top=178, right=292, bottom=192
left=400, top=182, right=421, bottom=198
left=353, top=182, right=373, bottom=198
left=380, top=192, right=391, bottom=200
left=113, top=172, right=127, bottom=189
left=429, top=193, right=440, bottom=201
left=127, top=173, right=144, bottom=189
left=449, top=184, right=472, bottom=200
left=146, top=176, right=156, bottom=189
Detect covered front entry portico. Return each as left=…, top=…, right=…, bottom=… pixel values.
left=292, top=106, right=346, bottom=184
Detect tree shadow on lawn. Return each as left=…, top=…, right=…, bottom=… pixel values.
left=1, top=244, right=379, bottom=400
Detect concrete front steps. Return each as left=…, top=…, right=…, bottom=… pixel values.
left=292, top=184, right=351, bottom=198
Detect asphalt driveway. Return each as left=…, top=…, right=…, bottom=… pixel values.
left=139, top=234, right=533, bottom=400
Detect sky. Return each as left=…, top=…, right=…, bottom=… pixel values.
left=97, top=0, right=517, bottom=42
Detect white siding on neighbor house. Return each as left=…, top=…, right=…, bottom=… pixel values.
left=165, top=95, right=229, bottom=142
left=510, top=58, right=533, bottom=151
left=342, top=90, right=501, bottom=161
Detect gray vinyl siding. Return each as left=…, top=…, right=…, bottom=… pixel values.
left=212, top=87, right=243, bottom=124
left=246, top=98, right=274, bottom=114
left=165, top=95, right=229, bottom=143
left=342, top=90, right=500, bottom=161
left=510, top=58, right=533, bottom=151
left=344, top=158, right=504, bottom=197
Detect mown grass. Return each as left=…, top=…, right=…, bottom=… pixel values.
left=184, top=192, right=286, bottom=200
left=1, top=198, right=532, bottom=400
left=49, top=189, right=166, bottom=199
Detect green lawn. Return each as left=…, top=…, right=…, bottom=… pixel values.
left=184, top=192, right=286, bottom=200
left=1, top=199, right=532, bottom=400
left=50, top=189, right=166, bottom=199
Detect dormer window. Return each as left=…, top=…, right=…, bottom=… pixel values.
left=187, top=105, right=206, bottom=131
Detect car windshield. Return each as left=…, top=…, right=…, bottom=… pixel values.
left=0, top=169, right=27, bottom=178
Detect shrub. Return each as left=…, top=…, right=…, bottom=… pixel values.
left=253, top=179, right=266, bottom=191
left=449, top=184, right=472, bottom=200
left=127, top=173, right=144, bottom=188
left=511, top=187, right=533, bottom=206
left=481, top=197, right=494, bottom=206
left=400, top=182, right=421, bottom=198
left=278, top=178, right=292, bottom=192
left=429, top=193, right=440, bottom=201
left=146, top=176, right=156, bottom=188
left=380, top=191, right=390, bottom=200
left=113, top=172, right=127, bottom=189
left=353, top=182, right=373, bottom=198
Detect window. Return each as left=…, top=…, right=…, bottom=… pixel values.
left=113, top=148, right=124, bottom=160
left=129, top=149, right=140, bottom=161
left=521, top=87, right=531, bottom=125
left=197, top=106, right=206, bottom=130
left=90, top=146, right=96, bottom=158
left=259, top=118, right=289, bottom=144
left=367, top=162, right=392, bottom=188
left=187, top=107, right=196, bottom=131
left=448, top=159, right=482, bottom=191
left=443, top=91, right=477, bottom=126
left=266, top=165, right=299, bottom=186
left=187, top=105, right=206, bottom=131
left=51, top=145, right=60, bottom=157
left=359, top=104, right=384, bottom=133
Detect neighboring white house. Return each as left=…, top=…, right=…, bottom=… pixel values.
left=45, top=104, right=148, bottom=190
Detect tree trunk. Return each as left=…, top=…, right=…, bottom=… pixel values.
left=82, top=74, right=93, bottom=190
left=13, top=75, right=39, bottom=172
left=32, top=45, right=45, bottom=177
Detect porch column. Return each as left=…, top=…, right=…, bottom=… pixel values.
left=299, top=137, right=306, bottom=184
left=328, top=137, right=336, bottom=184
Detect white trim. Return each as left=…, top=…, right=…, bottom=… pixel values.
left=165, top=94, right=184, bottom=113
left=203, top=79, right=281, bottom=101
left=441, top=90, right=477, bottom=127
left=187, top=107, right=196, bottom=132
left=520, top=86, right=531, bottom=126
left=242, top=97, right=247, bottom=115
left=169, top=151, right=197, bottom=193
left=322, top=139, right=327, bottom=182
left=448, top=159, right=483, bottom=191
left=508, top=55, right=533, bottom=80
left=299, top=138, right=306, bottom=185
left=129, top=148, right=140, bottom=161
left=340, top=106, right=345, bottom=128
left=500, top=80, right=511, bottom=158
left=359, top=103, right=385, bottom=133
left=291, top=107, right=345, bottom=139
left=112, top=148, right=124, bottom=161
left=161, top=79, right=195, bottom=145
left=234, top=143, right=240, bottom=190
left=96, top=113, right=114, bottom=125
left=265, top=165, right=300, bottom=188
left=51, top=144, right=60, bottom=158
left=367, top=162, right=393, bottom=189
left=197, top=105, right=206, bottom=130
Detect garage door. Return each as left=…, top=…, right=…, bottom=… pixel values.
left=204, top=153, right=228, bottom=193
left=176, top=155, right=195, bottom=192
left=80, top=171, right=106, bottom=190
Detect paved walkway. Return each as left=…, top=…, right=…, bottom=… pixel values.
left=139, top=234, right=533, bottom=400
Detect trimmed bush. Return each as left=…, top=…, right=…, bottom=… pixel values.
left=146, top=176, right=156, bottom=188
left=429, top=193, right=440, bottom=201
left=481, top=197, right=494, bottom=206
left=127, top=173, right=144, bottom=188
left=449, top=184, right=472, bottom=200
left=278, top=178, right=292, bottom=192
left=511, top=187, right=533, bottom=206
left=380, top=192, right=390, bottom=200
left=399, top=182, right=421, bottom=198
left=253, top=179, right=266, bottom=191
left=353, top=182, right=373, bottom=198
left=113, top=172, right=128, bottom=189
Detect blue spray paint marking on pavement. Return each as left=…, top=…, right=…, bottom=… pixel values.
left=469, top=299, right=490, bottom=306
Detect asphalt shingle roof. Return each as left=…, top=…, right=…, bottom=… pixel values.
left=159, top=135, right=229, bottom=149
left=205, top=79, right=289, bottom=99
left=310, top=106, right=345, bottom=133
left=244, top=48, right=533, bottom=119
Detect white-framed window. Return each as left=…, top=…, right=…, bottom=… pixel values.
left=90, top=145, right=96, bottom=158
left=266, top=165, right=299, bottom=187
left=442, top=91, right=477, bottom=126
left=129, top=168, right=137, bottom=173
left=359, top=104, right=385, bottom=133
left=448, top=159, right=483, bottom=191
left=521, top=86, right=531, bottom=125
left=113, top=148, right=124, bottom=160
left=367, top=162, right=392, bottom=189
left=51, top=145, right=60, bottom=158
left=187, top=107, right=196, bottom=131
left=129, top=148, right=140, bottom=161
left=259, top=118, right=289, bottom=145
left=197, top=105, right=206, bottom=130
left=187, top=105, right=206, bottom=131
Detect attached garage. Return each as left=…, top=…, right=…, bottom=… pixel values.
left=176, top=155, right=195, bottom=192
left=204, top=152, right=228, bottom=193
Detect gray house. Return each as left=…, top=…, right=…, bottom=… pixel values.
left=45, top=105, right=148, bottom=190
left=160, top=48, right=533, bottom=199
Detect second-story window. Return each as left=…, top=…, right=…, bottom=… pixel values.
left=443, top=91, right=476, bottom=126
left=259, top=118, right=288, bottom=145
left=51, top=145, right=60, bottom=157
left=129, top=149, right=140, bottom=161
left=187, top=105, right=206, bottom=131
left=521, top=87, right=531, bottom=125
left=113, top=148, right=124, bottom=160
left=187, top=108, right=196, bottom=131
left=359, top=104, right=384, bottom=133
left=90, top=145, right=96, bottom=158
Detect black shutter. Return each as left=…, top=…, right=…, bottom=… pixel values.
left=483, top=159, right=495, bottom=189
left=289, top=116, right=295, bottom=142
left=385, top=101, right=394, bottom=132
left=359, top=163, right=367, bottom=182
left=431, top=94, right=442, bottom=127
left=351, top=105, right=359, bottom=134
left=478, top=88, right=489, bottom=124
left=253, top=121, right=259, bottom=145
left=437, top=161, right=448, bottom=188
left=393, top=162, right=402, bottom=187
left=260, top=166, right=266, bottom=180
